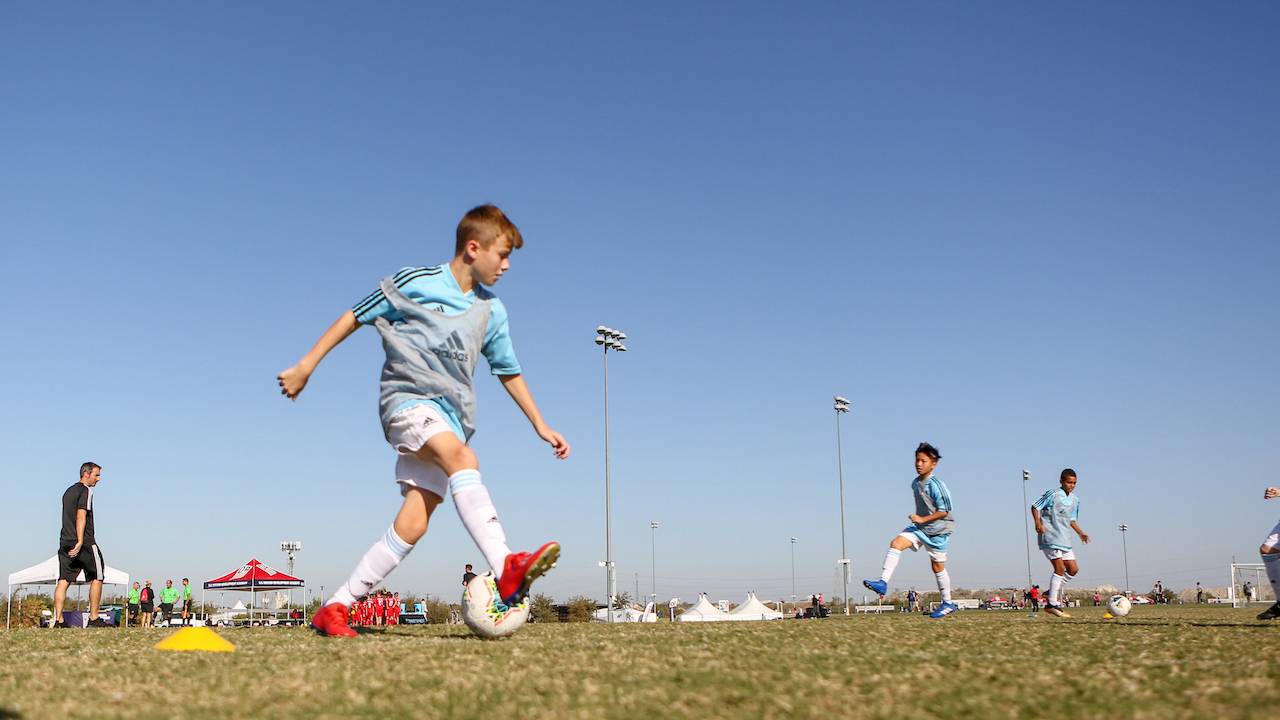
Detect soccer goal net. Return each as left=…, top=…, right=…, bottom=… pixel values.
left=1228, top=563, right=1275, bottom=608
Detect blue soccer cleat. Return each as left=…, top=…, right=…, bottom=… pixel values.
left=930, top=600, right=959, bottom=618
left=862, top=579, right=888, bottom=597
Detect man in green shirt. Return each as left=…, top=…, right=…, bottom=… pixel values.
left=160, top=580, right=179, bottom=624
left=180, top=578, right=194, bottom=626
left=127, top=582, right=141, bottom=626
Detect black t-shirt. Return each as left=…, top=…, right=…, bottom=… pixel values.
left=59, top=482, right=94, bottom=548
left=462, top=571, right=476, bottom=586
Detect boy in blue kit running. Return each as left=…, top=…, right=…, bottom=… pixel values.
left=1030, top=469, right=1090, bottom=618
left=278, top=204, right=570, bottom=638
left=862, top=443, right=959, bottom=618
left=1257, top=486, right=1280, bottom=621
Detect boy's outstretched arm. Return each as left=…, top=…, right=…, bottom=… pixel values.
left=498, top=373, right=570, bottom=459
left=1266, top=487, right=1280, bottom=500
left=1071, top=521, right=1090, bottom=544
left=277, top=310, right=360, bottom=399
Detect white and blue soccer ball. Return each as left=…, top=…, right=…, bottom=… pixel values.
left=1107, top=594, right=1133, bottom=617
left=462, top=571, right=529, bottom=639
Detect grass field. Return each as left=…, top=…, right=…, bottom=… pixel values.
left=2, top=605, right=1277, bottom=719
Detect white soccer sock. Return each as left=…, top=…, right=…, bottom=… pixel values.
left=1263, top=552, right=1280, bottom=600
left=1048, top=574, right=1065, bottom=605
left=880, top=548, right=902, bottom=583
left=329, top=526, right=414, bottom=608
left=935, top=570, right=952, bottom=603
left=450, top=469, right=512, bottom=573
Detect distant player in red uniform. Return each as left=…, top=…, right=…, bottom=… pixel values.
left=390, top=592, right=401, bottom=625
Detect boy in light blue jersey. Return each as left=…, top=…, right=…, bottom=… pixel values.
left=862, top=442, right=961, bottom=618
left=1030, top=469, right=1090, bottom=618
left=278, top=204, right=570, bottom=638
left=1257, top=486, right=1280, bottom=621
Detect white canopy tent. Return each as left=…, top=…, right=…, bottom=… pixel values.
left=7, top=555, right=130, bottom=628
left=725, top=592, right=783, bottom=621
left=592, top=601, right=658, bottom=623
left=676, top=593, right=731, bottom=622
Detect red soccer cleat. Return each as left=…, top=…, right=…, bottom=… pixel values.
left=497, top=541, right=560, bottom=605
left=312, top=602, right=357, bottom=638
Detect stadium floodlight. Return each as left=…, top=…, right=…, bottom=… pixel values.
left=280, top=540, right=303, bottom=577
left=833, top=395, right=851, bottom=615
left=790, top=537, right=798, bottom=604
left=596, top=324, right=630, bottom=623
left=1021, top=470, right=1034, bottom=615
left=650, top=521, right=660, bottom=603
left=1118, top=524, right=1131, bottom=595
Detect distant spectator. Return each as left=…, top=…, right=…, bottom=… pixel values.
left=1029, top=585, right=1041, bottom=612
left=160, top=580, right=179, bottom=623
left=1196, top=582, right=1204, bottom=604
left=139, top=580, right=155, bottom=627
left=128, top=582, right=141, bottom=625
left=180, top=578, right=193, bottom=625
left=907, top=589, right=920, bottom=613
left=462, top=564, right=476, bottom=587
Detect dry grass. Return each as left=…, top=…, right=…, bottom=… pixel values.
left=1, top=605, right=1277, bottom=719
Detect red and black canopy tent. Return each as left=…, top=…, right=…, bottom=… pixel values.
left=203, top=558, right=306, bottom=624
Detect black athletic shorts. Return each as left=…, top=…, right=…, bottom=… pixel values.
left=57, top=544, right=103, bottom=583
left=141, top=601, right=154, bottom=612
left=160, top=603, right=174, bottom=615
left=182, top=599, right=193, bottom=612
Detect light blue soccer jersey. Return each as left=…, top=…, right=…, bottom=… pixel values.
left=353, top=264, right=521, bottom=438
left=1032, top=488, right=1080, bottom=551
left=904, top=475, right=954, bottom=551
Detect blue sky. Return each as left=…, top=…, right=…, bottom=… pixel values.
left=3, top=2, right=1277, bottom=606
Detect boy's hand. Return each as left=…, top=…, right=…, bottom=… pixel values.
left=1266, top=487, right=1280, bottom=500
left=1079, top=532, right=1091, bottom=544
left=1034, top=523, right=1045, bottom=535
left=908, top=514, right=924, bottom=525
left=537, top=425, right=571, bottom=459
left=68, top=543, right=81, bottom=558
left=277, top=364, right=312, bottom=400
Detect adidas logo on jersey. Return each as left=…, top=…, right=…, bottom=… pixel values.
left=432, top=331, right=469, bottom=363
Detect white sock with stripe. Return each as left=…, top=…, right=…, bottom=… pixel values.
left=1048, top=574, right=1065, bottom=606
left=450, top=469, right=511, bottom=573
left=880, top=548, right=901, bottom=583
left=1263, top=552, right=1280, bottom=600
left=935, top=570, right=952, bottom=603
left=329, top=526, right=413, bottom=608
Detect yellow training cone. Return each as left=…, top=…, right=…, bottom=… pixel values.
left=154, top=627, right=236, bottom=653
left=1102, top=612, right=1114, bottom=619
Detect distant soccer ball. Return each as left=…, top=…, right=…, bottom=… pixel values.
left=462, top=572, right=529, bottom=639
left=1107, top=594, right=1133, bottom=617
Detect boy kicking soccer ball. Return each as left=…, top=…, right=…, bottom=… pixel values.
left=1256, top=486, right=1280, bottom=621
left=862, top=443, right=960, bottom=618
left=1030, top=468, right=1090, bottom=618
left=278, top=204, right=569, bottom=638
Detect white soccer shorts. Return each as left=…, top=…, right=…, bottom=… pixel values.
left=896, top=531, right=947, bottom=562
left=386, top=404, right=453, bottom=500
left=1042, top=548, right=1076, bottom=561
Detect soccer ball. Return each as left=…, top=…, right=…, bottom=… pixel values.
left=1107, top=594, right=1133, bottom=617
left=462, top=572, right=529, bottom=639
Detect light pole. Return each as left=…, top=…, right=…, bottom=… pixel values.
left=281, top=540, right=302, bottom=614
left=596, top=325, right=627, bottom=623
left=790, top=537, right=798, bottom=605
left=833, top=395, right=850, bottom=616
left=1021, top=470, right=1034, bottom=589
left=1118, top=524, right=1131, bottom=596
left=650, top=521, right=660, bottom=604
left=280, top=541, right=303, bottom=577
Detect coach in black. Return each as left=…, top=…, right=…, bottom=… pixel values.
left=53, top=462, right=109, bottom=628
